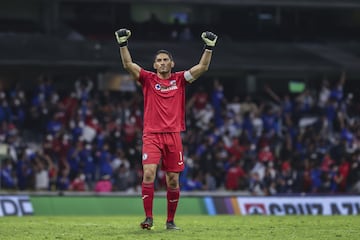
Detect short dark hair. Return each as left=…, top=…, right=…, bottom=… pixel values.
left=154, top=49, right=173, bottom=61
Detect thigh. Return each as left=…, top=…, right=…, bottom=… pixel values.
left=161, top=133, right=185, bottom=172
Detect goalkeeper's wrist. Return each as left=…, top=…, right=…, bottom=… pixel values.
left=204, top=44, right=213, bottom=51
left=118, top=41, right=128, bottom=47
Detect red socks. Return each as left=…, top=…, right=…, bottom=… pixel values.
left=167, top=187, right=180, bottom=222
left=142, top=183, right=180, bottom=222
left=142, top=182, right=154, bottom=218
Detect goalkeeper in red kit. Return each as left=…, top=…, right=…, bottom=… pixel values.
left=115, top=28, right=217, bottom=230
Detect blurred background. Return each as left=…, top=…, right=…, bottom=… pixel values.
left=0, top=0, right=359, bottom=196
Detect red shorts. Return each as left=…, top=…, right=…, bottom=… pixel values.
left=142, top=132, right=185, bottom=172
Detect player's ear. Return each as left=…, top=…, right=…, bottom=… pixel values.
left=171, top=61, right=175, bottom=68
left=153, top=62, right=156, bottom=69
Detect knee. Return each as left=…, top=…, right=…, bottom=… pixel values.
left=167, top=180, right=178, bottom=189
left=167, top=175, right=179, bottom=189
left=143, top=168, right=156, bottom=182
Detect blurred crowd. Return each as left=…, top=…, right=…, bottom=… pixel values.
left=0, top=72, right=360, bottom=196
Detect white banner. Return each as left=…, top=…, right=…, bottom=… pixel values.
left=237, top=196, right=360, bottom=216
left=0, top=195, right=34, bottom=217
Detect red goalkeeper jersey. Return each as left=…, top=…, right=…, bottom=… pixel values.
left=139, top=69, right=187, bottom=133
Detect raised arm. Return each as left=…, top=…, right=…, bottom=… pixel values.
left=338, top=70, right=346, bottom=86
left=187, top=32, right=218, bottom=83
left=115, top=29, right=141, bottom=81
left=264, top=84, right=281, bottom=103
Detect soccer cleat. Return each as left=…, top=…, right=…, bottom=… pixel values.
left=140, top=217, right=154, bottom=230
left=166, top=221, right=180, bottom=230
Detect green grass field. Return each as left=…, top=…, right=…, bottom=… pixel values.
left=0, top=215, right=359, bottom=240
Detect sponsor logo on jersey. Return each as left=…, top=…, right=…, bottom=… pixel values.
left=154, top=81, right=178, bottom=92
left=142, top=153, right=148, bottom=161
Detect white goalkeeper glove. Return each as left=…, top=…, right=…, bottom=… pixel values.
left=201, top=31, right=218, bottom=50
left=115, top=28, right=131, bottom=47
